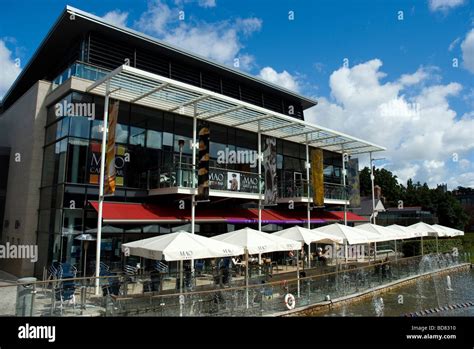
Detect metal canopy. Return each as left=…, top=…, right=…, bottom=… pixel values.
left=86, top=65, right=385, bottom=155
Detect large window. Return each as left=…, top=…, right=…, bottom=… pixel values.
left=146, top=130, right=162, bottom=149
left=66, top=138, right=88, bottom=183
left=69, top=117, right=90, bottom=139
left=43, top=91, right=326, bottom=191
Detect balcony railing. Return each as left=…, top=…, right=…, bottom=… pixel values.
left=52, top=62, right=110, bottom=89
left=148, top=167, right=348, bottom=200
left=278, top=179, right=348, bottom=201
left=324, top=182, right=349, bottom=201
left=148, top=165, right=263, bottom=195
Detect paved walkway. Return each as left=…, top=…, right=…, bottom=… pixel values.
left=0, top=271, right=18, bottom=316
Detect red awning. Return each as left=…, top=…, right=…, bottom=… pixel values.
left=89, top=201, right=366, bottom=224
left=323, top=211, right=368, bottom=222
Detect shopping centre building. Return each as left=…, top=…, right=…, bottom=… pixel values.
left=0, top=6, right=384, bottom=278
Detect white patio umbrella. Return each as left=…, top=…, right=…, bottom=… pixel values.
left=273, top=226, right=344, bottom=245
left=273, top=226, right=343, bottom=267
left=356, top=223, right=405, bottom=241
left=432, top=224, right=464, bottom=237
left=356, top=223, right=407, bottom=262
left=313, top=223, right=386, bottom=264
left=122, top=230, right=244, bottom=261
left=408, top=222, right=447, bottom=254
left=122, top=231, right=244, bottom=316
left=313, top=223, right=382, bottom=244
left=386, top=224, right=421, bottom=239
left=212, top=227, right=302, bottom=308
left=408, top=222, right=445, bottom=237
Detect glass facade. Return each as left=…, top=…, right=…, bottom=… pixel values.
left=38, top=91, right=345, bottom=270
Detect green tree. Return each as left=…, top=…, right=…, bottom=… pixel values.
left=359, top=167, right=403, bottom=206
left=359, top=167, right=469, bottom=230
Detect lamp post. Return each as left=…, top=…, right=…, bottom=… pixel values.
left=369, top=155, right=385, bottom=224
left=75, top=234, right=97, bottom=280
left=369, top=155, right=385, bottom=263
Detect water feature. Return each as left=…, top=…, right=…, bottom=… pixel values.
left=373, top=296, right=384, bottom=317
left=323, top=268, right=473, bottom=317
left=446, top=275, right=453, bottom=291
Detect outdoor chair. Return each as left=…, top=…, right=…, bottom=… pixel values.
left=153, top=260, right=169, bottom=274
left=98, top=267, right=121, bottom=296
left=53, top=278, right=76, bottom=315
left=59, top=263, right=77, bottom=279
left=194, top=260, right=205, bottom=276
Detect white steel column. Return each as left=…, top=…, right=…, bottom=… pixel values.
left=191, top=103, right=197, bottom=273
left=370, top=152, right=376, bottom=224
left=95, top=78, right=110, bottom=295
left=306, top=135, right=311, bottom=229
left=305, top=135, right=311, bottom=267
left=342, top=148, right=347, bottom=226
left=191, top=103, right=197, bottom=236
left=258, top=122, right=262, bottom=231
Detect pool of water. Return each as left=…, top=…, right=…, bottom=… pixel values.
left=322, top=268, right=474, bottom=317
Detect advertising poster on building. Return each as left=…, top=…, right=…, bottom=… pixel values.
left=104, top=100, right=119, bottom=195
left=240, top=173, right=259, bottom=193
left=263, top=137, right=277, bottom=205
left=89, top=142, right=125, bottom=187
left=347, top=158, right=361, bottom=208
left=196, top=123, right=210, bottom=201
left=227, top=172, right=240, bottom=191
left=311, top=148, right=324, bottom=207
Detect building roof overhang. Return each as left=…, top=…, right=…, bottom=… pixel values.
left=85, top=64, right=385, bottom=155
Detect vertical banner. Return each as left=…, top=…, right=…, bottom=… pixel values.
left=311, top=148, right=324, bottom=207
left=104, top=100, right=119, bottom=195
left=347, top=158, right=361, bottom=208
left=196, top=122, right=210, bottom=201
left=263, top=137, right=277, bottom=205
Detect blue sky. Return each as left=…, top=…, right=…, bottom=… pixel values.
left=1, top=0, right=473, bottom=188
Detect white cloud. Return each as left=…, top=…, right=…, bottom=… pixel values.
left=448, top=37, right=461, bottom=51
left=102, top=10, right=129, bottom=27
left=458, top=158, right=470, bottom=169
left=198, top=0, right=216, bottom=8
left=448, top=171, right=474, bottom=188
left=135, top=0, right=260, bottom=69
left=258, top=67, right=300, bottom=92
left=461, top=28, right=474, bottom=74
left=428, top=0, right=465, bottom=12
left=0, top=39, right=21, bottom=101
left=398, top=68, right=429, bottom=86
left=235, top=18, right=262, bottom=36
left=305, top=59, right=474, bottom=188
left=136, top=1, right=173, bottom=36
left=174, top=0, right=217, bottom=8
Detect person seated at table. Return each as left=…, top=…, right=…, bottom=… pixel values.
left=248, top=255, right=258, bottom=264
left=219, top=257, right=232, bottom=285
left=316, top=247, right=328, bottom=265
left=232, top=256, right=245, bottom=275
left=287, top=250, right=297, bottom=265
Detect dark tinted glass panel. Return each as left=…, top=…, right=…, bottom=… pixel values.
left=66, top=138, right=88, bottom=183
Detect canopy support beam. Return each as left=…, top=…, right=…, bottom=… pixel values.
left=94, top=78, right=110, bottom=295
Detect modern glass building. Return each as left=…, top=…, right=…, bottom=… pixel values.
left=0, top=6, right=384, bottom=277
